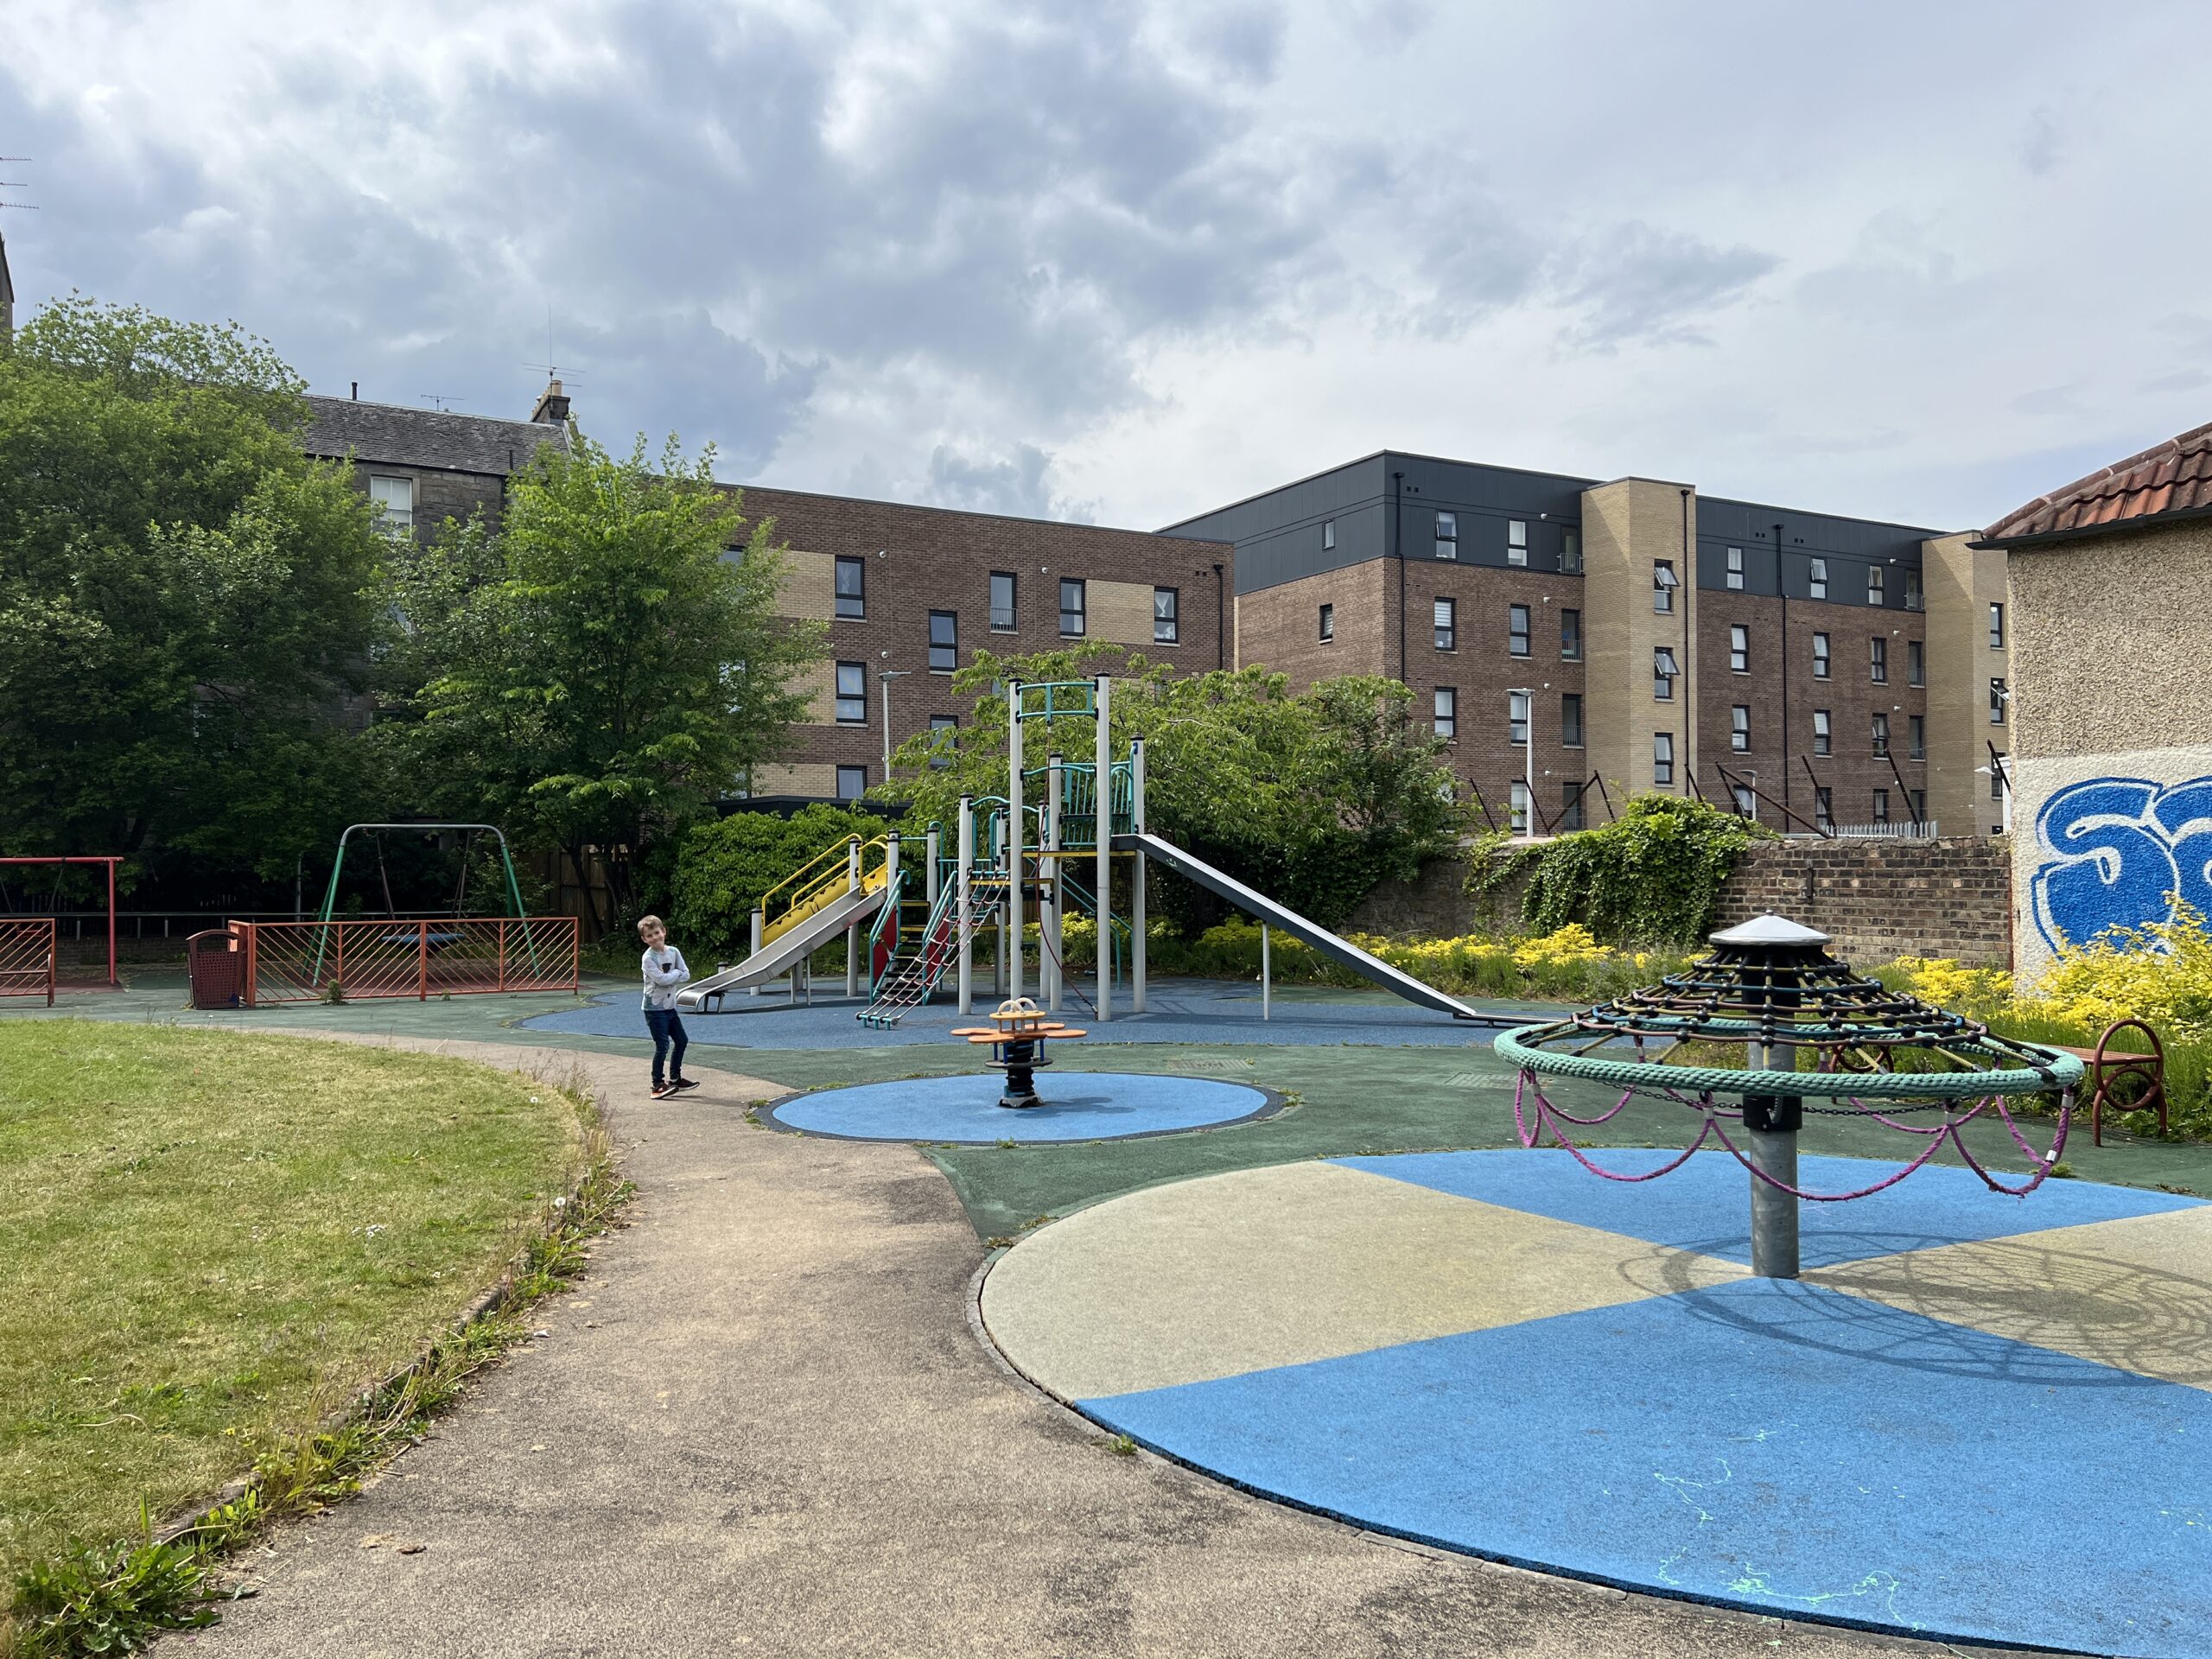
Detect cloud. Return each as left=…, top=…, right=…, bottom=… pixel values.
left=1548, top=223, right=1779, bottom=351
left=925, top=442, right=1065, bottom=519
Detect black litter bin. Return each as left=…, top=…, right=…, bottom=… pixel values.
left=188, top=927, right=243, bottom=1009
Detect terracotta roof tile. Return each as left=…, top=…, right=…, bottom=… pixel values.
left=1984, top=417, right=2212, bottom=542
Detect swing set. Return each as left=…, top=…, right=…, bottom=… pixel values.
left=0, top=856, right=123, bottom=1001
left=212, top=824, right=578, bottom=1006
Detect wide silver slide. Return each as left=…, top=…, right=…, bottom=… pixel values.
left=676, top=886, right=891, bottom=1012
left=1112, top=832, right=1484, bottom=1021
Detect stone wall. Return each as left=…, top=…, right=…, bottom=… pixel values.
left=1346, top=834, right=2014, bottom=966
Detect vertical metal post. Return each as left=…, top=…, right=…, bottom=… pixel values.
left=749, top=907, right=764, bottom=997
left=1262, top=922, right=1271, bottom=1021
left=1745, top=978, right=1802, bottom=1279
left=876, top=834, right=900, bottom=1001
left=1007, top=681, right=1025, bottom=1003
left=845, top=836, right=862, bottom=997
left=925, top=826, right=940, bottom=906
left=1095, top=675, right=1112, bottom=1023
left=957, top=795, right=975, bottom=1016
left=105, top=859, right=118, bottom=987
left=1045, top=751, right=1064, bottom=1013
left=1131, top=735, right=1147, bottom=1014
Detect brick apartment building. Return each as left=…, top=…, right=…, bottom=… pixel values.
left=1164, top=453, right=2010, bottom=837
left=305, top=391, right=2006, bottom=837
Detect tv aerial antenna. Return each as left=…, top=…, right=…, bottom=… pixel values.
left=0, top=157, right=35, bottom=211
left=523, top=303, right=583, bottom=384
left=420, top=394, right=467, bottom=411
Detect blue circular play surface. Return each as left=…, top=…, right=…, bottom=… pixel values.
left=764, top=1071, right=1281, bottom=1143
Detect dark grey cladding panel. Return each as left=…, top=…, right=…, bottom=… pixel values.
left=1697, top=494, right=1944, bottom=608
left=1161, top=455, right=1389, bottom=592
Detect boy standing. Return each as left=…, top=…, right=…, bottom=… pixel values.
left=638, top=914, right=698, bottom=1099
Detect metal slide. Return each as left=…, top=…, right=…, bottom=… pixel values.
left=1111, top=832, right=1486, bottom=1021
left=675, top=885, right=891, bottom=1012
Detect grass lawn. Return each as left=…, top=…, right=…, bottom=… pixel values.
left=0, top=1021, right=583, bottom=1591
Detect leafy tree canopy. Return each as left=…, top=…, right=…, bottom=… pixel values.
left=667, top=802, right=890, bottom=962
left=0, top=296, right=383, bottom=879
left=874, top=643, right=1467, bottom=930
left=376, top=433, right=823, bottom=933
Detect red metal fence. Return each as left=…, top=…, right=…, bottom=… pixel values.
left=234, top=917, right=580, bottom=1005
left=0, top=918, right=57, bottom=1004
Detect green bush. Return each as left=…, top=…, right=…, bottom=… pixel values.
left=666, top=804, right=892, bottom=961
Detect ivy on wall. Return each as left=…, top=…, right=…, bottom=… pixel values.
left=1465, top=793, right=1778, bottom=947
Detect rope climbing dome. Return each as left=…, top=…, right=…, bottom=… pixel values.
left=1495, top=914, right=2085, bottom=1277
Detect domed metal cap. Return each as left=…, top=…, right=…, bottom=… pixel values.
left=1709, top=912, right=1831, bottom=948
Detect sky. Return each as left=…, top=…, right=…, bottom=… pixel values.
left=4, top=0, right=2209, bottom=533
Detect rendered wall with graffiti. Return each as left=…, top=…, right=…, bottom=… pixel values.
left=2014, top=747, right=2212, bottom=984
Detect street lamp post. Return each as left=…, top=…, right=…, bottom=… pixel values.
left=879, top=664, right=912, bottom=776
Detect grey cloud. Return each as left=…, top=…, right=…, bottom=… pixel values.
left=924, top=442, right=1065, bottom=519
left=1549, top=222, right=1778, bottom=351
left=2019, top=106, right=2061, bottom=177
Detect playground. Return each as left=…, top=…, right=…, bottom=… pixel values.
left=5, top=681, right=2211, bottom=1656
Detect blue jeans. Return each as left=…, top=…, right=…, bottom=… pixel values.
left=644, top=1007, right=688, bottom=1084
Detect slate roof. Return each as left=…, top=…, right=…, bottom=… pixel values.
left=1982, top=418, right=2212, bottom=544
left=302, top=396, right=570, bottom=476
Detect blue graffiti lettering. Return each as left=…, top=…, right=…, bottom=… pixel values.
left=2032, top=776, right=2198, bottom=954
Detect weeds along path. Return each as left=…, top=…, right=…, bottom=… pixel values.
left=172, top=1029, right=1940, bottom=1659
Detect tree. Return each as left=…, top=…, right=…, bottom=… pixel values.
left=0, top=297, right=386, bottom=885
left=378, top=433, right=823, bottom=933
left=873, top=644, right=1466, bottom=929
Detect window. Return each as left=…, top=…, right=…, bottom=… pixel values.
left=1507, top=519, right=1529, bottom=567
left=1059, top=578, right=1086, bottom=637
left=1815, top=786, right=1834, bottom=831
left=1732, top=784, right=1757, bottom=820
left=928, top=610, right=957, bottom=672
left=1905, top=569, right=1923, bottom=611
left=1991, top=760, right=2007, bottom=801
left=1872, top=712, right=1889, bottom=756
left=836, top=765, right=868, bottom=801
left=1731, top=704, right=1751, bottom=752
left=1323, top=519, right=1337, bottom=551
left=1433, top=688, right=1457, bottom=739
left=1813, top=709, right=1832, bottom=756
left=1813, top=631, right=1832, bottom=679
left=1910, top=788, right=1928, bottom=825
left=1989, top=602, right=2005, bottom=649
left=1909, top=715, right=1926, bottom=760
left=1508, top=603, right=1531, bottom=657
left=835, top=662, right=868, bottom=724
left=928, top=715, right=958, bottom=769
left=835, top=556, right=867, bottom=620
left=1154, top=586, right=1179, bottom=644
left=1991, top=677, right=2007, bottom=724
left=989, top=571, right=1017, bottom=632
left=1808, top=557, right=1827, bottom=600
left=1726, top=546, right=1745, bottom=590
left=1867, top=564, right=1886, bottom=605
left=1870, top=636, right=1887, bottom=683
left=1654, top=646, right=1679, bottom=701
left=1561, top=693, right=1584, bottom=747
left=368, top=474, right=415, bottom=535
left=1654, top=560, right=1678, bottom=613
left=1435, top=511, right=1458, bottom=558
left=1509, top=690, right=1530, bottom=747
left=1560, top=529, right=1583, bottom=574
left=1560, top=783, right=1586, bottom=832
left=1560, top=607, right=1582, bottom=660
left=1510, top=780, right=1531, bottom=834
left=1908, top=639, right=1924, bottom=687
left=1433, top=597, right=1456, bottom=651
left=1653, top=732, right=1675, bottom=785
left=1872, top=788, right=1891, bottom=825
left=1729, top=624, right=1749, bottom=673
left=1319, top=603, right=1334, bottom=643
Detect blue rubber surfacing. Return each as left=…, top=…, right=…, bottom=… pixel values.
left=764, top=1071, right=1280, bottom=1143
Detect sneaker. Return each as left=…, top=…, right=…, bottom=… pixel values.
left=651, top=1080, right=674, bottom=1099
left=669, top=1076, right=702, bottom=1092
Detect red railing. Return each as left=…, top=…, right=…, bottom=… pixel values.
left=233, top=917, right=580, bottom=1005
left=0, top=918, right=57, bottom=1004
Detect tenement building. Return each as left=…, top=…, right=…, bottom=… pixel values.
left=302, top=379, right=575, bottom=539
left=1164, top=452, right=2010, bottom=837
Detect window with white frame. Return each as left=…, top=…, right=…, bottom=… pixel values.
left=1813, top=709, right=1831, bottom=756
left=1433, top=597, right=1456, bottom=651
left=1991, top=677, right=2008, bottom=724
left=1507, top=519, right=1529, bottom=567
left=1725, top=546, right=1745, bottom=590
left=835, top=662, right=868, bottom=724
left=835, top=556, right=867, bottom=620
left=1729, top=624, right=1749, bottom=673
left=1813, top=631, right=1832, bottom=678
left=1872, top=712, right=1889, bottom=756
left=1731, top=704, right=1750, bottom=752
left=1154, top=586, right=1179, bottom=644
left=1509, top=689, right=1530, bottom=747
left=1653, top=731, right=1675, bottom=785
left=1867, top=564, right=1886, bottom=605
left=368, top=474, right=416, bottom=536
left=1654, top=646, right=1679, bottom=701
left=1433, top=687, right=1456, bottom=739
left=1434, top=511, right=1458, bottom=558
left=1808, top=557, right=1827, bottom=600
left=1654, top=560, right=1678, bottom=613
left=1508, top=603, right=1531, bottom=657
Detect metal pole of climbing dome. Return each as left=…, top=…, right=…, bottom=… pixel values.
left=1095, top=674, right=1111, bottom=1023
left=1007, top=682, right=1025, bottom=1004
left=1722, top=914, right=1813, bottom=1279
left=957, top=796, right=974, bottom=1016
left=1130, top=735, right=1147, bottom=1014
left=1045, top=751, right=1064, bottom=1013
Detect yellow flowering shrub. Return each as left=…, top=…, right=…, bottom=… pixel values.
left=1889, top=957, right=2015, bottom=1019
left=2035, top=903, right=2212, bottom=1041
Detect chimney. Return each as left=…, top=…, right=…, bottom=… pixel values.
left=530, top=378, right=571, bottom=425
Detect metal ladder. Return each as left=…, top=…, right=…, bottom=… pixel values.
left=856, top=874, right=1007, bottom=1027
